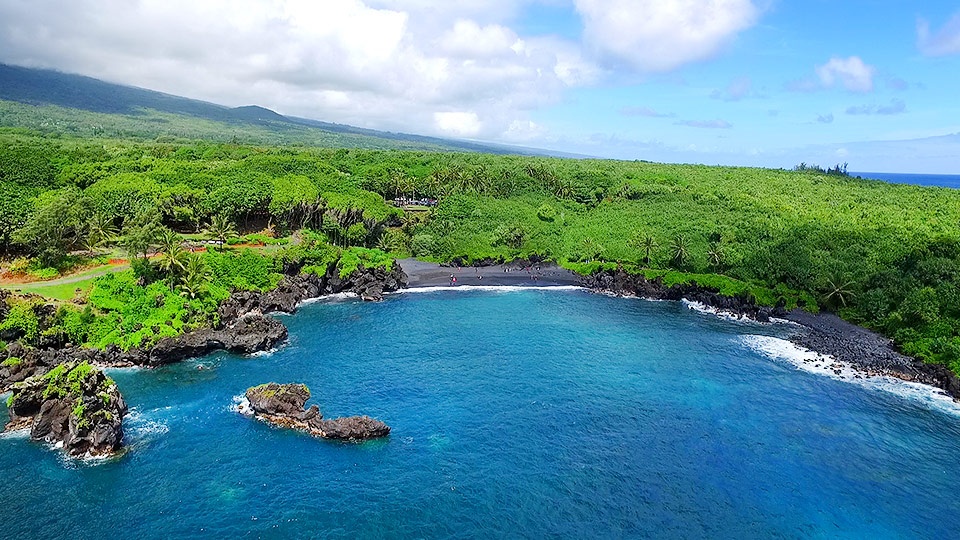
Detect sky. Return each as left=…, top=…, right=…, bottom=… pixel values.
left=1, top=0, right=959, bottom=173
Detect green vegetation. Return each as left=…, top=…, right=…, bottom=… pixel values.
left=1, top=357, right=22, bottom=367
left=3, top=126, right=960, bottom=375
left=0, top=299, right=40, bottom=343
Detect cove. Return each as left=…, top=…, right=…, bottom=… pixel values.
left=2, top=289, right=960, bottom=538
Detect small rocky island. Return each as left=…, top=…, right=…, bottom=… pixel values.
left=243, top=383, right=390, bottom=441
left=4, top=361, right=127, bottom=457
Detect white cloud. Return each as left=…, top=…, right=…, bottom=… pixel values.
left=434, top=111, right=483, bottom=137
left=917, top=13, right=960, bottom=56
left=0, top=0, right=590, bottom=140
left=439, top=20, right=521, bottom=59
left=573, top=0, right=760, bottom=72
left=816, top=56, right=875, bottom=93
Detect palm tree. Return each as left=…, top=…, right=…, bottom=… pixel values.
left=628, top=231, right=658, bottom=266
left=670, top=235, right=689, bottom=269
left=205, top=214, right=237, bottom=248
left=707, top=241, right=726, bottom=270
left=156, top=228, right=187, bottom=276
left=822, top=275, right=856, bottom=308
left=179, top=252, right=213, bottom=299
left=85, top=213, right=119, bottom=252
left=580, top=238, right=605, bottom=262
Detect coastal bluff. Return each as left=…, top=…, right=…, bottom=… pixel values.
left=243, top=383, right=390, bottom=441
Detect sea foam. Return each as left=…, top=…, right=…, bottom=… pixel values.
left=742, top=334, right=960, bottom=416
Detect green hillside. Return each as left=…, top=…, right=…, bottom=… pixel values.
left=3, top=132, right=960, bottom=371
left=0, top=64, right=548, bottom=154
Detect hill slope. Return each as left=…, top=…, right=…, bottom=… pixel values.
left=0, top=63, right=557, bottom=155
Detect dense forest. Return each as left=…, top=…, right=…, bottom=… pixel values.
left=3, top=128, right=960, bottom=374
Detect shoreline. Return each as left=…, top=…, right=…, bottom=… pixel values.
left=400, top=260, right=960, bottom=402
left=397, top=258, right=581, bottom=288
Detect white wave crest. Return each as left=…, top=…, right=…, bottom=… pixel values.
left=742, top=335, right=960, bottom=416
left=125, top=407, right=171, bottom=439
left=231, top=395, right=253, bottom=416
left=393, top=285, right=584, bottom=294
left=299, top=292, right=358, bottom=306
left=682, top=299, right=762, bottom=324
left=0, top=427, right=30, bottom=439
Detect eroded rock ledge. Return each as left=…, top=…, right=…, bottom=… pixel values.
left=243, top=382, right=390, bottom=441
left=4, top=361, right=127, bottom=457
left=579, top=268, right=789, bottom=321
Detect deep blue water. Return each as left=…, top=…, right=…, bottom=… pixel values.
left=3, top=289, right=960, bottom=538
left=855, top=171, right=960, bottom=189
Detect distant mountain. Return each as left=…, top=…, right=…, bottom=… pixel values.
left=0, top=63, right=577, bottom=156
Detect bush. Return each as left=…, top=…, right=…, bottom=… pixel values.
left=536, top=203, right=557, bottom=222
left=411, top=234, right=437, bottom=257
left=0, top=300, right=40, bottom=343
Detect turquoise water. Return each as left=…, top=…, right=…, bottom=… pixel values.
left=3, top=289, right=960, bottom=538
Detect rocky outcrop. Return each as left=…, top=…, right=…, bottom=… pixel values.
left=147, top=314, right=287, bottom=366
left=4, top=361, right=127, bottom=457
left=243, top=382, right=390, bottom=441
left=579, top=268, right=789, bottom=321
left=218, top=263, right=408, bottom=323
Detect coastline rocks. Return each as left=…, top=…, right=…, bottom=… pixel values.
left=4, top=361, right=127, bottom=457
left=244, top=383, right=390, bottom=441
left=147, top=314, right=287, bottom=366
left=785, top=310, right=960, bottom=399
left=580, top=268, right=787, bottom=320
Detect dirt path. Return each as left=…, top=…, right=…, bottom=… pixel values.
left=0, top=263, right=128, bottom=289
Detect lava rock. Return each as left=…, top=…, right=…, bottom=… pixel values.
left=242, top=382, right=390, bottom=441
left=148, top=314, right=288, bottom=365
left=4, top=361, right=127, bottom=457
left=316, top=416, right=391, bottom=440
left=246, top=383, right=312, bottom=417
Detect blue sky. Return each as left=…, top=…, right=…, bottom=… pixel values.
left=515, top=1, right=960, bottom=172
left=2, top=0, right=959, bottom=172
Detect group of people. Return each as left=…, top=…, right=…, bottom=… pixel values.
left=446, top=264, right=546, bottom=285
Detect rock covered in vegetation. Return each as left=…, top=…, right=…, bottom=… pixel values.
left=218, top=263, right=407, bottom=323
left=243, top=383, right=390, bottom=441
left=580, top=268, right=788, bottom=320
left=4, top=361, right=127, bottom=457
left=147, top=314, right=288, bottom=366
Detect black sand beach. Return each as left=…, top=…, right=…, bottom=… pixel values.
left=398, top=258, right=582, bottom=288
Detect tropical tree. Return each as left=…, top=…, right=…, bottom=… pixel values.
left=822, top=275, right=857, bottom=308
left=12, top=188, right=87, bottom=267
left=179, top=252, right=213, bottom=299
left=156, top=228, right=187, bottom=276
left=628, top=231, right=658, bottom=266
left=707, top=241, right=726, bottom=270
left=669, top=235, right=689, bottom=269
left=121, top=212, right=162, bottom=261
left=579, top=237, right=605, bottom=262
left=85, top=213, right=119, bottom=252
left=206, top=214, right=238, bottom=248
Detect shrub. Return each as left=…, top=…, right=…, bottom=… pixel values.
left=536, top=203, right=557, bottom=222
left=0, top=300, right=40, bottom=343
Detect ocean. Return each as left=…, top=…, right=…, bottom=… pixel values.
left=2, top=289, right=960, bottom=538
left=854, top=171, right=960, bottom=189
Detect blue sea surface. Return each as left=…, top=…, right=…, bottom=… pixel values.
left=855, top=171, right=960, bottom=189
left=3, top=289, right=960, bottom=538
